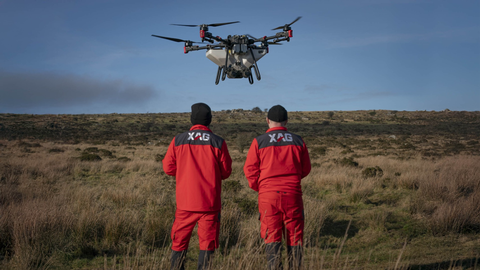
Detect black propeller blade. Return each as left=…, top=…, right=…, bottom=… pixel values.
left=171, top=21, right=240, bottom=27
left=272, top=16, right=302, bottom=30
left=151, top=35, right=201, bottom=43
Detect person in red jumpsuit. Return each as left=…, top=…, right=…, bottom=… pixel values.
left=244, top=105, right=311, bottom=270
left=163, top=103, right=232, bottom=270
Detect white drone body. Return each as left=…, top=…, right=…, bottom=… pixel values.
left=152, top=17, right=300, bottom=84
left=206, top=47, right=268, bottom=72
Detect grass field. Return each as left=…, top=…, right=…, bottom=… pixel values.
left=1, top=109, right=479, bottom=269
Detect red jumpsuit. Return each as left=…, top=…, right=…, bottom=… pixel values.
left=163, top=125, right=232, bottom=251
left=244, top=127, right=311, bottom=246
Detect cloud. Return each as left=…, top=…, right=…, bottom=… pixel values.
left=0, top=70, right=159, bottom=114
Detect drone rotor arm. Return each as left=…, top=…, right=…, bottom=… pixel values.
left=258, top=33, right=288, bottom=42
left=185, top=43, right=225, bottom=53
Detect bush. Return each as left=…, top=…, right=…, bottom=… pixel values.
left=48, top=148, right=64, bottom=153
left=310, top=146, right=327, bottom=159
left=99, top=149, right=113, bottom=157
left=251, top=107, right=262, bottom=114
left=362, top=166, right=383, bottom=178
left=80, top=153, right=102, bottom=161
left=84, top=147, right=99, bottom=153
left=117, top=157, right=131, bottom=162
left=338, top=157, right=358, bottom=167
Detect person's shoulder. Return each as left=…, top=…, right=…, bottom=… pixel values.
left=288, top=131, right=303, bottom=140
left=209, top=132, right=225, bottom=142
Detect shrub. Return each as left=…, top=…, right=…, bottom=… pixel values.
left=362, top=166, right=383, bottom=178
left=48, top=148, right=64, bottom=153
left=84, top=147, right=99, bottom=153
left=80, top=153, right=102, bottom=161
left=338, top=157, right=358, bottom=167
left=251, top=107, right=262, bottom=114
left=117, top=157, right=131, bottom=162
left=341, top=148, right=354, bottom=155
left=310, top=146, right=327, bottom=159
left=98, top=149, right=114, bottom=158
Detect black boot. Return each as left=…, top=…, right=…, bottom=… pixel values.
left=266, top=242, right=283, bottom=270
left=287, top=245, right=302, bottom=270
left=171, top=249, right=187, bottom=270
left=197, top=250, right=215, bottom=270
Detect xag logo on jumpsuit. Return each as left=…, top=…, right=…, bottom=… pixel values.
left=187, top=132, right=210, bottom=141
left=268, top=133, right=293, bottom=143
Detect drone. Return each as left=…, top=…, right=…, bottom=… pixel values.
left=152, top=17, right=301, bottom=85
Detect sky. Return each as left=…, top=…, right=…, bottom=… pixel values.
left=0, top=0, right=479, bottom=114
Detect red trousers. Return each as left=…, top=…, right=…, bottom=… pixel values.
left=259, top=191, right=304, bottom=246
left=171, top=209, right=220, bottom=251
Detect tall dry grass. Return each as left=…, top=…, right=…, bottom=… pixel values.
left=1, top=140, right=479, bottom=269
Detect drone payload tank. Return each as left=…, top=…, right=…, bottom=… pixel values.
left=206, top=47, right=268, bottom=79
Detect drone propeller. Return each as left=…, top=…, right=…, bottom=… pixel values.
left=171, top=21, right=240, bottom=28
left=171, top=21, right=240, bottom=41
left=272, top=16, right=302, bottom=30
left=151, top=35, right=201, bottom=44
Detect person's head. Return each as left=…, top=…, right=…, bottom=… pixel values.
left=267, top=105, right=288, bottom=128
left=191, top=102, right=212, bottom=126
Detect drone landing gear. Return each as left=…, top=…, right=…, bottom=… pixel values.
left=252, top=64, right=261, bottom=81
left=249, top=48, right=261, bottom=81
left=215, top=66, right=222, bottom=85
left=215, top=66, right=228, bottom=85
left=248, top=73, right=254, bottom=84
left=221, top=66, right=227, bottom=81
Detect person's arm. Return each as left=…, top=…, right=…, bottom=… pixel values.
left=243, top=139, right=260, bottom=192
left=219, top=141, right=232, bottom=180
left=301, top=141, right=311, bottom=179
left=162, top=138, right=177, bottom=176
